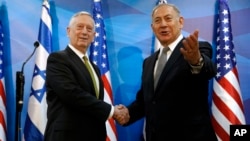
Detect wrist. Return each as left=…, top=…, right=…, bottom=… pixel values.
left=191, top=56, right=203, bottom=66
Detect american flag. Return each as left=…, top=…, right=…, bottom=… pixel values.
left=0, top=21, right=7, bottom=141
left=211, top=0, right=245, bottom=140
left=23, top=0, right=52, bottom=140
left=89, top=0, right=117, bottom=141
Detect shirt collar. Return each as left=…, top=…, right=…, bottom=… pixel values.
left=160, top=34, right=184, bottom=52
left=68, top=44, right=88, bottom=59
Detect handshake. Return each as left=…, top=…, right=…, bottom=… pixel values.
left=113, top=104, right=130, bottom=125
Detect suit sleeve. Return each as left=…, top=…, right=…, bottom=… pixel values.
left=198, top=41, right=217, bottom=79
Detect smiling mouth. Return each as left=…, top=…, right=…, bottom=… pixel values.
left=161, top=30, right=168, bottom=33
left=80, top=37, right=88, bottom=41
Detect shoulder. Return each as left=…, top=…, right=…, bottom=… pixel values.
left=48, top=46, right=73, bottom=58
left=198, top=41, right=212, bottom=48
left=143, top=50, right=159, bottom=65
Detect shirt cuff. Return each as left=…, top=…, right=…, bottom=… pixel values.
left=189, top=56, right=204, bottom=74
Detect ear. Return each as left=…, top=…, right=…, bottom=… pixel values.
left=179, top=17, right=184, bottom=29
left=66, top=27, right=70, bottom=37
left=151, top=23, right=155, bottom=33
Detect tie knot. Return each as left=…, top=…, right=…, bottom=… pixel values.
left=83, top=56, right=88, bottom=61
left=162, top=47, right=169, bottom=54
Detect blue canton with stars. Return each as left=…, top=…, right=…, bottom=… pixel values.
left=89, top=0, right=109, bottom=75
left=0, top=22, right=4, bottom=80
left=215, top=0, right=237, bottom=80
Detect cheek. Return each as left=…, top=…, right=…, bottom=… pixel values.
left=152, top=26, right=158, bottom=33
left=90, top=33, right=95, bottom=41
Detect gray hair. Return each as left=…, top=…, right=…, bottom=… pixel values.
left=68, top=11, right=96, bottom=31
left=151, top=3, right=181, bottom=17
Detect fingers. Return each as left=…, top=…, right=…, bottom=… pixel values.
left=116, top=104, right=126, bottom=109
left=180, top=30, right=201, bottom=64
left=113, top=105, right=130, bottom=125
left=182, top=30, right=199, bottom=52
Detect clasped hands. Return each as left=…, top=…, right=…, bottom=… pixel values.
left=113, top=104, right=130, bottom=125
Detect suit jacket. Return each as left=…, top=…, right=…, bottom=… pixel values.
left=126, top=39, right=218, bottom=141
left=44, top=46, right=111, bottom=141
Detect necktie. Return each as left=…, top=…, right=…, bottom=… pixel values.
left=154, top=47, right=169, bottom=89
left=83, top=56, right=99, bottom=98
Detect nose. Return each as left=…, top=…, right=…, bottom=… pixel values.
left=160, top=19, right=168, bottom=26
left=81, top=27, right=88, bottom=34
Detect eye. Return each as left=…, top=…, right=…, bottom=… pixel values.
left=76, top=25, right=84, bottom=30
left=164, top=15, right=174, bottom=22
left=87, top=27, right=93, bottom=32
left=154, top=18, right=161, bottom=24
left=165, top=17, right=172, bottom=22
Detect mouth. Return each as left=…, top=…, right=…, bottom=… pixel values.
left=160, top=31, right=169, bottom=35
left=79, top=37, right=88, bottom=41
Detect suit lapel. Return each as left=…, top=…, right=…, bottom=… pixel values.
left=154, top=39, right=184, bottom=93
left=143, top=51, right=159, bottom=100
left=65, top=47, right=103, bottom=99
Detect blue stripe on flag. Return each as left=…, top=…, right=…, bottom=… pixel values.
left=38, top=20, right=52, bottom=52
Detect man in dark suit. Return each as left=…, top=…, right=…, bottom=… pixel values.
left=117, top=3, right=218, bottom=141
left=44, top=11, right=129, bottom=141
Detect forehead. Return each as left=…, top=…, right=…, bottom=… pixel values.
left=72, top=14, right=94, bottom=26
